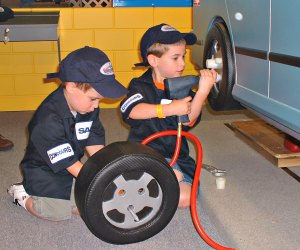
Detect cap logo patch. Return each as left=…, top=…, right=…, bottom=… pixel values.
left=100, top=62, right=114, bottom=76
left=161, top=25, right=177, bottom=32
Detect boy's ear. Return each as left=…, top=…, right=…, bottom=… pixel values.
left=147, top=54, right=158, bottom=67
left=64, top=82, right=77, bottom=93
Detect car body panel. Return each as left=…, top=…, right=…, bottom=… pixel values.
left=192, top=0, right=300, bottom=140
left=226, top=0, right=270, bottom=51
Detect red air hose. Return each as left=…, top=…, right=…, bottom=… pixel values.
left=142, top=129, right=235, bottom=250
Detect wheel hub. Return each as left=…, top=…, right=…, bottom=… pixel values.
left=102, top=172, right=163, bottom=229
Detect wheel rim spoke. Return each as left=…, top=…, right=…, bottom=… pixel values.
left=102, top=172, right=163, bottom=229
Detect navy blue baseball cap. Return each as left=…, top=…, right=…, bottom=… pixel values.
left=47, top=46, right=128, bottom=98
left=135, top=23, right=197, bottom=67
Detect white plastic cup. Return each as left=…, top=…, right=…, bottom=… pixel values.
left=216, top=177, right=226, bottom=189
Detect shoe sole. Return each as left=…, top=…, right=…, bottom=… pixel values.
left=7, top=186, right=15, bottom=197
left=7, top=183, right=24, bottom=197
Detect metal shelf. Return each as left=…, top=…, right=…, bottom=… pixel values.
left=0, top=11, right=61, bottom=61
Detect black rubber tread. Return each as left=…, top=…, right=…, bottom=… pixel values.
left=75, top=141, right=179, bottom=244
left=203, top=22, right=243, bottom=111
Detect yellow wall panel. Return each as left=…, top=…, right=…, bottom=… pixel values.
left=0, top=76, right=15, bottom=95
left=115, top=51, right=139, bottom=72
left=74, top=8, right=114, bottom=29
left=134, top=29, right=147, bottom=49
left=12, top=41, right=54, bottom=53
left=0, top=7, right=194, bottom=111
left=15, top=75, right=58, bottom=95
left=59, top=51, right=72, bottom=61
left=0, top=43, right=12, bottom=53
left=154, top=8, right=193, bottom=28
left=115, top=71, right=135, bottom=88
left=0, top=54, right=32, bottom=74
left=95, top=30, right=134, bottom=51
left=0, top=55, right=13, bottom=74
left=59, top=30, right=94, bottom=52
left=184, top=69, right=199, bottom=76
left=0, top=95, right=46, bottom=111
left=34, top=53, right=60, bottom=73
left=104, top=51, right=115, bottom=66
left=58, top=8, right=74, bottom=29
left=13, top=55, right=33, bottom=74
left=115, top=8, right=153, bottom=28
left=133, top=69, right=147, bottom=78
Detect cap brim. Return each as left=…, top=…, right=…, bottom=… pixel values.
left=134, top=62, right=150, bottom=67
left=46, top=72, right=60, bottom=79
left=92, top=79, right=128, bottom=99
left=183, top=33, right=197, bottom=45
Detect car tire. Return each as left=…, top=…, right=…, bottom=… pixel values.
left=203, top=22, right=243, bottom=111
left=75, top=141, right=179, bottom=244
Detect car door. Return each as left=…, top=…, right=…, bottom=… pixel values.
left=226, top=0, right=270, bottom=97
left=270, top=0, right=300, bottom=110
left=269, top=0, right=300, bottom=128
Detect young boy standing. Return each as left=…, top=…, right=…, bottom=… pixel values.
left=8, top=46, right=127, bottom=221
left=120, top=24, right=217, bottom=208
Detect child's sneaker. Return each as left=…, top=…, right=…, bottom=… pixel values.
left=7, top=183, right=30, bottom=210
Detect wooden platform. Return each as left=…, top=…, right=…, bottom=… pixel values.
left=227, top=119, right=300, bottom=168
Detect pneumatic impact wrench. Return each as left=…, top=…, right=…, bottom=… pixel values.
left=164, top=72, right=222, bottom=123
left=164, top=75, right=200, bottom=123
left=163, top=74, right=226, bottom=177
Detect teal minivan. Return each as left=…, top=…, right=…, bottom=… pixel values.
left=192, top=0, right=300, bottom=141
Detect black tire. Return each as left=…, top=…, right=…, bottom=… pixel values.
left=75, top=141, right=179, bottom=244
left=203, top=22, right=243, bottom=111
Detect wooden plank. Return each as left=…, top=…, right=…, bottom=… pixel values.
left=227, top=119, right=300, bottom=168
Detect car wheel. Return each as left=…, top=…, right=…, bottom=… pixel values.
left=75, top=141, right=179, bottom=244
left=203, top=22, right=243, bottom=111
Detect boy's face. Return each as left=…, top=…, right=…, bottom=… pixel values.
left=65, top=83, right=104, bottom=114
left=150, top=42, right=186, bottom=81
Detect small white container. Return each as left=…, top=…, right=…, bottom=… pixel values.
left=216, top=177, right=226, bottom=189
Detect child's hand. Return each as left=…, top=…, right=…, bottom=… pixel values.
left=168, top=96, right=192, bottom=116
left=198, top=69, right=217, bottom=96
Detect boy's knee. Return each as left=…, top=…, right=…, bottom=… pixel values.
left=72, top=209, right=80, bottom=215
left=178, top=196, right=190, bottom=208
left=174, top=169, right=184, bottom=182
left=178, top=183, right=191, bottom=208
left=27, top=196, right=74, bottom=221
left=25, top=197, right=44, bottom=219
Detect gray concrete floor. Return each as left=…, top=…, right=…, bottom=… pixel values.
left=0, top=106, right=299, bottom=250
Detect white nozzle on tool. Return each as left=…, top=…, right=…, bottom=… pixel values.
left=206, top=58, right=223, bottom=69
left=216, top=73, right=222, bottom=82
